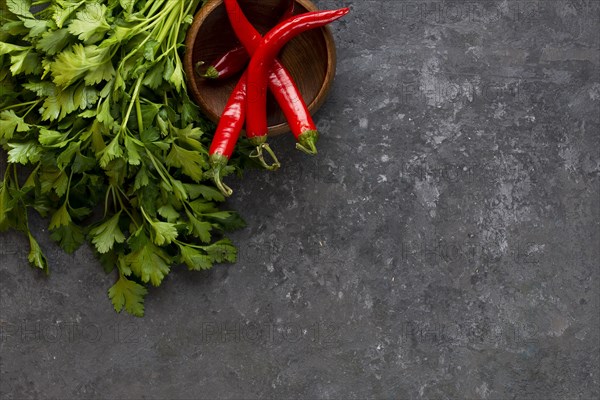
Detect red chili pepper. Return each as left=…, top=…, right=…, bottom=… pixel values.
left=208, top=3, right=298, bottom=195
left=198, top=1, right=296, bottom=80
left=208, top=71, right=248, bottom=196
left=278, top=0, right=298, bottom=24
left=245, top=8, right=349, bottom=155
left=208, top=72, right=281, bottom=196
left=196, top=45, right=248, bottom=80
left=224, top=0, right=327, bottom=156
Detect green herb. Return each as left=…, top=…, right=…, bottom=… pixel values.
left=0, top=0, right=247, bottom=316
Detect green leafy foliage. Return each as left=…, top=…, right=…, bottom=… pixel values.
left=165, top=143, right=207, bottom=182
left=108, top=275, right=148, bottom=317
left=89, top=212, right=126, bottom=253
left=67, top=3, right=111, bottom=44
left=0, top=110, right=29, bottom=139
left=51, top=44, right=115, bottom=87
left=1, top=0, right=249, bottom=316
left=50, top=223, right=85, bottom=254
left=27, top=232, right=48, bottom=273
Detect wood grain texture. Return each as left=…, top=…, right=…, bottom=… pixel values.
left=183, top=0, right=337, bottom=136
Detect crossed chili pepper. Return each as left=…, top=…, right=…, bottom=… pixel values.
left=202, top=0, right=349, bottom=196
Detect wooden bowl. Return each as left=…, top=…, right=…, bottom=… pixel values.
left=184, top=0, right=337, bottom=135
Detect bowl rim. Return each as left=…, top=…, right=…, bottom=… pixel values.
left=183, top=0, right=337, bottom=136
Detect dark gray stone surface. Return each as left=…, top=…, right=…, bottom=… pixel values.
left=1, top=0, right=599, bottom=398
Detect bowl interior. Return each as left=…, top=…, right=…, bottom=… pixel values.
left=184, top=0, right=335, bottom=135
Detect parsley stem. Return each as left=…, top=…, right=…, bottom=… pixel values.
left=113, top=185, right=140, bottom=229
left=115, top=2, right=178, bottom=72
left=2, top=163, right=11, bottom=185
left=140, top=0, right=156, bottom=15
left=151, top=41, right=179, bottom=65
left=111, top=184, right=118, bottom=213
left=135, top=97, right=144, bottom=133
left=12, top=164, right=19, bottom=189
left=63, top=168, right=75, bottom=208
left=156, top=1, right=181, bottom=44
left=173, top=239, right=207, bottom=251
left=167, top=2, right=184, bottom=50
left=22, top=101, right=41, bottom=119
left=183, top=0, right=200, bottom=17
left=145, top=149, right=172, bottom=187
left=120, top=75, right=144, bottom=134
left=182, top=201, right=197, bottom=218
left=103, top=186, right=113, bottom=219
left=146, top=0, right=170, bottom=20
left=0, top=99, right=41, bottom=112
left=140, top=206, right=154, bottom=226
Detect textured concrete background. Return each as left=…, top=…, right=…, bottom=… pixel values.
left=1, top=0, right=599, bottom=399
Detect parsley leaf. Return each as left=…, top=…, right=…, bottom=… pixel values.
left=49, top=203, right=71, bottom=230
left=99, top=136, right=124, bottom=168
left=184, top=184, right=225, bottom=202
left=6, top=0, right=34, bottom=19
left=89, top=212, right=126, bottom=253
left=0, top=110, right=29, bottom=140
left=178, top=244, right=213, bottom=271
left=7, top=142, right=42, bottom=164
left=165, top=143, right=207, bottom=182
left=108, top=274, right=148, bottom=317
left=27, top=232, right=49, bottom=273
left=126, top=231, right=170, bottom=286
left=50, top=223, right=85, bottom=254
left=37, top=28, right=72, bottom=55
left=51, top=44, right=115, bottom=87
left=150, top=220, right=178, bottom=246
left=186, top=210, right=212, bottom=243
left=67, top=3, right=111, bottom=44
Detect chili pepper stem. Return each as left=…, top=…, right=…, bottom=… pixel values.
left=296, top=129, right=319, bottom=155
left=213, top=167, right=233, bottom=197
left=260, top=143, right=281, bottom=170
left=210, top=154, right=234, bottom=197
left=201, top=66, right=220, bottom=79
left=249, top=137, right=280, bottom=171
left=194, top=61, right=205, bottom=76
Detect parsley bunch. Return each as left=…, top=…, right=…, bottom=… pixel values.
left=0, top=0, right=246, bottom=316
